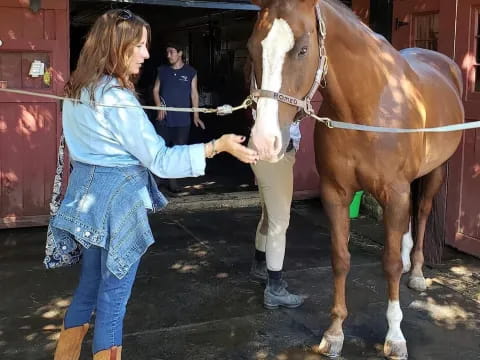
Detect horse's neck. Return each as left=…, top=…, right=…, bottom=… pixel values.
left=319, top=2, right=395, bottom=123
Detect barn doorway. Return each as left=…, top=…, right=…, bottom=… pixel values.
left=70, top=1, right=258, bottom=195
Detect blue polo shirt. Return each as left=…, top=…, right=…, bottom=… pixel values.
left=158, top=64, right=197, bottom=127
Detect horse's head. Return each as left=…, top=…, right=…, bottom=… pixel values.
left=248, top=0, right=320, bottom=162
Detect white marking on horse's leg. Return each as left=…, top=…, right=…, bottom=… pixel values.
left=316, top=333, right=344, bottom=358
left=386, top=300, right=405, bottom=342
left=401, top=219, right=413, bottom=273
left=384, top=300, right=408, bottom=359
left=253, top=19, right=294, bottom=156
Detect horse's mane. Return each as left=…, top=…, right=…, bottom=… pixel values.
left=322, top=0, right=381, bottom=42
left=323, top=0, right=361, bottom=25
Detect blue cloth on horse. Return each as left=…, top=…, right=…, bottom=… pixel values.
left=157, top=64, right=196, bottom=127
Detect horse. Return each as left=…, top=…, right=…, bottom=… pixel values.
left=246, top=0, right=464, bottom=359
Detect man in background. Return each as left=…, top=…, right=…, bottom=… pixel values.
left=153, top=43, right=205, bottom=192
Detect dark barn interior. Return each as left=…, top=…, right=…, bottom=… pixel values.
left=69, top=0, right=354, bottom=195
left=70, top=0, right=258, bottom=194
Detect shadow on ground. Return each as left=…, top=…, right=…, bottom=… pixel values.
left=0, top=200, right=479, bottom=359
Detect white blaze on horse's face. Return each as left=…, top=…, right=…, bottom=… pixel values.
left=252, top=18, right=295, bottom=162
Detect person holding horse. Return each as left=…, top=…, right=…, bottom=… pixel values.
left=49, top=9, right=258, bottom=360
left=249, top=121, right=304, bottom=309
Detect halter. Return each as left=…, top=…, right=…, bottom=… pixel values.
left=250, top=3, right=328, bottom=123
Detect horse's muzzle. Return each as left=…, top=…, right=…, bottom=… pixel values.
left=250, top=128, right=283, bottom=163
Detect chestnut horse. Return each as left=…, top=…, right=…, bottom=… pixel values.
left=247, top=0, right=464, bottom=358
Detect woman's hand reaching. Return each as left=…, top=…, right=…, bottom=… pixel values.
left=212, top=135, right=259, bottom=164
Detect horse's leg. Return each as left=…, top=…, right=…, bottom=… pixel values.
left=409, top=166, right=445, bottom=292
left=315, top=186, right=350, bottom=358
left=382, top=185, right=410, bottom=360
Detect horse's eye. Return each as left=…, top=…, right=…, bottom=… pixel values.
left=298, top=46, right=308, bottom=57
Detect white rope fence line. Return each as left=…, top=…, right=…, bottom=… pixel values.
left=0, top=88, right=252, bottom=116
left=1, top=87, right=479, bottom=133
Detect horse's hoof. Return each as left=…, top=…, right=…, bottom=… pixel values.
left=408, top=276, right=427, bottom=292
left=384, top=339, right=408, bottom=360
left=313, top=333, right=344, bottom=358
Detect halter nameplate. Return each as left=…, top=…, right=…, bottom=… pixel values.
left=251, top=89, right=307, bottom=108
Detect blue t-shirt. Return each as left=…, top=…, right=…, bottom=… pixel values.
left=158, top=64, right=197, bottom=127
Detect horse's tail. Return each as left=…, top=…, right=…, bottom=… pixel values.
left=411, top=167, right=447, bottom=264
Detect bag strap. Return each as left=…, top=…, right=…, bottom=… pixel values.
left=49, top=134, right=65, bottom=216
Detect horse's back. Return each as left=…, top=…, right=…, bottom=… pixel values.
left=399, top=47, right=463, bottom=129
left=401, top=47, right=463, bottom=98
left=399, top=48, right=464, bottom=177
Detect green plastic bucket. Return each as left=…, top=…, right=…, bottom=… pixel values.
left=349, top=191, right=364, bottom=219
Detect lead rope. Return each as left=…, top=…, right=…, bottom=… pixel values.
left=0, top=88, right=252, bottom=116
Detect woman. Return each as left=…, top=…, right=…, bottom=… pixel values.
left=50, top=9, right=258, bottom=360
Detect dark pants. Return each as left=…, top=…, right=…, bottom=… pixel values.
left=156, top=122, right=190, bottom=146
left=164, top=125, right=191, bottom=146
left=156, top=124, right=191, bottom=190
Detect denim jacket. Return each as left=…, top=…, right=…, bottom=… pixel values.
left=47, top=162, right=167, bottom=279
left=45, top=76, right=207, bottom=279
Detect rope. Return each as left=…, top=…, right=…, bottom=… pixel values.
left=0, top=88, right=252, bottom=116
left=2, top=87, right=476, bottom=133
left=309, top=113, right=478, bottom=133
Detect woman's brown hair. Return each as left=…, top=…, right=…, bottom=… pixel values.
left=65, top=9, right=150, bottom=100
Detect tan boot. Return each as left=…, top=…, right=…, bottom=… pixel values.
left=93, top=346, right=122, bottom=360
left=54, top=323, right=89, bottom=360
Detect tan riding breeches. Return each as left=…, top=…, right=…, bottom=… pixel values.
left=251, top=150, right=296, bottom=271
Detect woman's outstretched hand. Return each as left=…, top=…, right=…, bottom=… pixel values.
left=216, top=134, right=259, bottom=164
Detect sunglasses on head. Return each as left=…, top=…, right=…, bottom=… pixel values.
left=116, top=9, right=133, bottom=21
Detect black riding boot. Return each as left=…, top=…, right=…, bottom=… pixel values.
left=264, top=271, right=303, bottom=310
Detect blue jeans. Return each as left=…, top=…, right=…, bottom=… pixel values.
left=64, top=245, right=140, bottom=354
